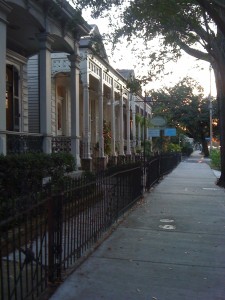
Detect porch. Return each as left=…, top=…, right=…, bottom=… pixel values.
left=5, top=133, right=139, bottom=171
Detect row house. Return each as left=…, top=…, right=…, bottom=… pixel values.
left=0, top=0, right=89, bottom=164
left=0, top=0, right=151, bottom=170
left=78, top=25, right=151, bottom=169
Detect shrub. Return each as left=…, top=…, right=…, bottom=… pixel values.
left=141, top=140, right=152, bottom=156
left=210, top=149, right=221, bottom=170
left=182, top=144, right=193, bottom=156
left=167, top=143, right=181, bottom=153
left=0, top=152, right=76, bottom=199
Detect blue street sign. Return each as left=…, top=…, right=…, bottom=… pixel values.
left=164, top=128, right=176, bottom=136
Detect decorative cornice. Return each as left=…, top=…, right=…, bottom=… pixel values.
left=6, top=49, right=27, bottom=64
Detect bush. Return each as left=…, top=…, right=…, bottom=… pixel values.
left=167, top=143, right=181, bottom=153
left=210, top=149, right=221, bottom=170
left=0, top=152, right=76, bottom=199
left=141, top=140, right=152, bottom=156
left=182, top=144, right=193, bottom=156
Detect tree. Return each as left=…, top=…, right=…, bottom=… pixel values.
left=151, top=77, right=218, bottom=157
left=70, top=0, right=225, bottom=187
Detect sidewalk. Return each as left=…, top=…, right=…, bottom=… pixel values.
left=50, top=151, right=225, bottom=300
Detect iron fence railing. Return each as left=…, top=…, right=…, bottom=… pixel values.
left=0, top=191, right=49, bottom=300
left=0, top=166, right=142, bottom=300
left=145, top=153, right=181, bottom=191
left=159, top=152, right=182, bottom=176
left=6, top=132, right=43, bottom=155
left=0, top=152, right=181, bottom=300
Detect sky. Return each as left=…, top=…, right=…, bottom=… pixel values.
left=77, top=5, right=217, bottom=97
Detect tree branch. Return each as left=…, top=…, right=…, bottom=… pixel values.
left=212, top=0, right=225, bottom=10
left=177, top=40, right=210, bottom=62
left=196, top=0, right=225, bottom=36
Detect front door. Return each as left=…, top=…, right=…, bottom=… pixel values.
left=6, top=65, right=20, bottom=132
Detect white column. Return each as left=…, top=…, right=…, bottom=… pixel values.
left=98, top=68, right=104, bottom=157
left=146, top=113, right=149, bottom=140
left=126, top=94, right=131, bottom=155
left=111, top=80, right=116, bottom=156
left=69, top=52, right=81, bottom=168
left=0, top=2, right=11, bottom=155
left=38, top=33, right=54, bottom=153
left=138, top=107, right=141, bottom=147
left=119, top=90, right=124, bottom=155
left=82, top=62, right=91, bottom=159
left=132, top=105, right=136, bottom=150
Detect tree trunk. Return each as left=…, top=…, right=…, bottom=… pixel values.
left=214, top=65, right=225, bottom=187
left=200, top=128, right=209, bottom=157
left=201, top=138, right=209, bottom=157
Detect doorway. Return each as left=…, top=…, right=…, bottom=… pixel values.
left=6, top=65, right=20, bottom=131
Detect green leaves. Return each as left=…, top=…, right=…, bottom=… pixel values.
left=150, top=76, right=217, bottom=146
left=72, top=0, right=219, bottom=80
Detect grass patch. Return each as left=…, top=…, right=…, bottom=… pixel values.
left=210, top=149, right=221, bottom=171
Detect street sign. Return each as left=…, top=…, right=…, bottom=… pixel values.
left=151, top=116, right=166, bottom=127
left=164, top=128, right=176, bottom=136
left=149, top=128, right=160, bottom=137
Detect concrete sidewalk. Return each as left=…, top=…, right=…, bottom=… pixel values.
left=50, top=151, right=225, bottom=300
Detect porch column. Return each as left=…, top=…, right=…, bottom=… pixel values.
left=111, top=80, right=116, bottom=156
left=38, top=33, right=54, bottom=153
left=0, top=2, right=11, bottom=155
left=137, top=108, right=141, bottom=147
left=126, top=94, right=131, bottom=155
left=146, top=113, right=149, bottom=141
left=132, top=105, right=136, bottom=151
left=98, top=68, right=104, bottom=157
left=119, top=90, right=124, bottom=155
left=82, top=68, right=91, bottom=159
left=69, top=52, right=81, bottom=168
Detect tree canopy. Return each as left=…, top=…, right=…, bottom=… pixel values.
left=150, top=77, right=218, bottom=157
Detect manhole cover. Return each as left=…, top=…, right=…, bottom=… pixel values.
left=160, top=219, right=174, bottom=223
left=159, top=224, right=176, bottom=230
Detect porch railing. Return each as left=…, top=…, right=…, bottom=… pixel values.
left=6, top=132, right=43, bottom=154
left=51, top=136, right=71, bottom=153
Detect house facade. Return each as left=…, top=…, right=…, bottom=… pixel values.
left=0, top=0, right=89, bottom=166
left=0, top=1, right=151, bottom=170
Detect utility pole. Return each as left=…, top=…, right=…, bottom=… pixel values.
left=143, top=91, right=147, bottom=193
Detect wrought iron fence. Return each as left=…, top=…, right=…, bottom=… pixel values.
left=0, top=166, right=142, bottom=300
left=0, top=190, right=49, bottom=300
left=0, top=152, right=181, bottom=300
left=159, top=152, right=181, bottom=175
left=6, top=133, right=43, bottom=155
left=145, top=153, right=181, bottom=191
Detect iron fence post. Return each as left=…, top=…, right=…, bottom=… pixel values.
left=48, top=189, right=63, bottom=283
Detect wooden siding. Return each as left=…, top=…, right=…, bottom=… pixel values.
left=21, top=64, right=29, bottom=132
left=28, top=55, right=40, bottom=133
